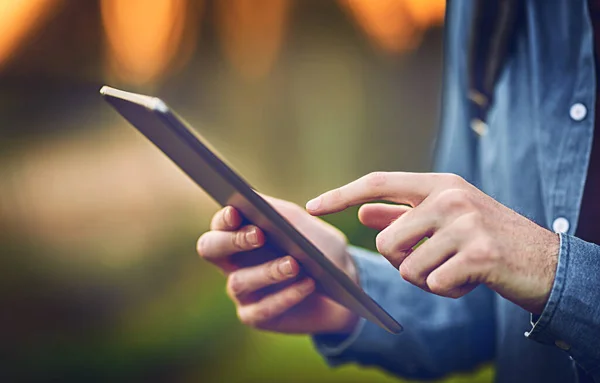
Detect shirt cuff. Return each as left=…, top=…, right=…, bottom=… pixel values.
left=525, top=233, right=600, bottom=378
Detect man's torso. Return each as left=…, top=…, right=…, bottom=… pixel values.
left=437, top=1, right=597, bottom=382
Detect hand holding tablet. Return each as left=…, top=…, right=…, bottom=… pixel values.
left=198, top=197, right=361, bottom=334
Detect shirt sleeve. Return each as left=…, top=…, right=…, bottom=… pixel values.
left=312, top=246, right=496, bottom=380
left=525, top=234, right=600, bottom=381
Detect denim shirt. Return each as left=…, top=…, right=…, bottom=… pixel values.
left=313, top=1, right=600, bottom=382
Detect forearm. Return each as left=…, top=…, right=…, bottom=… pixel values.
left=313, top=246, right=495, bottom=380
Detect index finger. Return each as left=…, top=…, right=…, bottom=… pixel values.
left=306, top=172, right=435, bottom=215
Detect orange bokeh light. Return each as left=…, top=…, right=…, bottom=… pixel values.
left=339, top=0, right=445, bottom=53
left=101, top=0, right=195, bottom=85
left=0, top=0, right=59, bottom=70
left=404, top=0, right=446, bottom=28
left=0, top=0, right=445, bottom=81
left=216, top=0, right=292, bottom=81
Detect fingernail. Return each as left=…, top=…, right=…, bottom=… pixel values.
left=279, top=259, right=294, bottom=276
left=247, top=227, right=259, bottom=246
left=224, top=207, right=234, bottom=227
left=299, top=279, right=315, bottom=293
left=306, top=197, right=321, bottom=211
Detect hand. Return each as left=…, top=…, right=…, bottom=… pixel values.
left=306, top=172, right=560, bottom=315
left=197, top=195, right=360, bottom=334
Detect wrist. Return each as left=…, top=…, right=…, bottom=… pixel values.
left=338, top=309, right=360, bottom=335
left=527, top=231, right=561, bottom=315
left=316, top=304, right=359, bottom=337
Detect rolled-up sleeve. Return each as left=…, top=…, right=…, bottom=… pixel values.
left=525, top=234, right=600, bottom=381
left=312, top=246, right=496, bottom=380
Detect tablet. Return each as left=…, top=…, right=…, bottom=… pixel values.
left=100, top=86, right=402, bottom=334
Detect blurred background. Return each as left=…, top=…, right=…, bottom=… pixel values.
left=0, top=1, right=492, bottom=382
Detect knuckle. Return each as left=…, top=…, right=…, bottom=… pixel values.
left=461, top=251, right=486, bottom=279
left=427, top=273, right=451, bottom=296
left=196, top=234, right=209, bottom=258
left=236, top=307, right=249, bottom=325
left=452, top=212, right=483, bottom=239
left=375, top=233, right=389, bottom=256
left=324, top=188, right=344, bottom=207
left=237, top=307, right=254, bottom=326
left=463, top=248, right=482, bottom=265
left=436, top=188, right=471, bottom=213
left=453, top=214, right=471, bottom=234
left=473, top=237, right=495, bottom=261
left=233, top=229, right=249, bottom=250
left=376, top=233, right=407, bottom=268
left=365, top=171, right=388, bottom=189
left=443, top=173, right=466, bottom=187
left=238, top=305, right=269, bottom=327
left=265, top=260, right=283, bottom=283
left=226, top=273, right=243, bottom=298
left=460, top=212, right=483, bottom=233
left=399, top=261, right=426, bottom=288
left=399, top=262, right=414, bottom=282
left=466, top=237, right=499, bottom=275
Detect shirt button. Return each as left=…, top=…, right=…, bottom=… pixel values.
left=569, top=103, right=587, bottom=121
left=552, top=217, right=570, bottom=234
left=470, top=119, right=488, bottom=136
left=555, top=340, right=571, bottom=350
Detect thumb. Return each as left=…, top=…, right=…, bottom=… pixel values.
left=358, top=203, right=411, bottom=231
